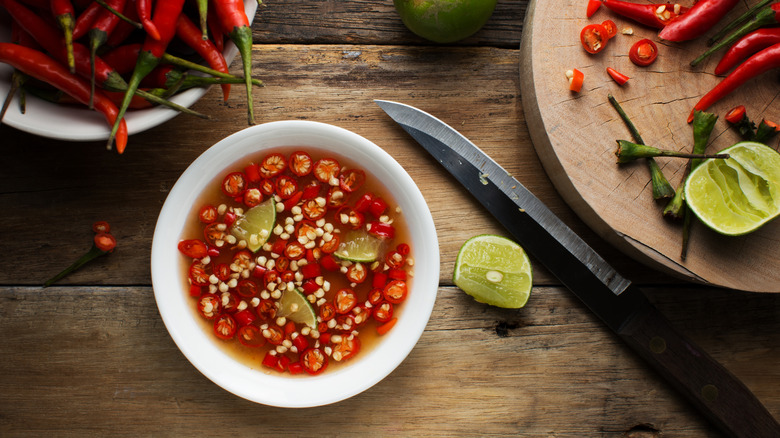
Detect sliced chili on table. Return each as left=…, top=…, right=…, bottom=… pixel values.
left=606, top=67, right=630, bottom=85
left=629, top=39, right=658, bottom=66
left=580, top=23, right=609, bottom=54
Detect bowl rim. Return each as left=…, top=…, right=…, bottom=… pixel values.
left=151, top=120, right=439, bottom=407
left=0, top=1, right=256, bottom=141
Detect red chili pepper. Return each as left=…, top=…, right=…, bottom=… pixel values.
left=100, top=43, right=141, bottom=75
left=586, top=0, right=602, bottom=18
left=659, top=0, right=739, bottom=42
left=693, top=3, right=780, bottom=67
left=606, top=67, right=629, bottom=85
left=602, top=0, right=688, bottom=29
left=72, top=1, right=102, bottom=41
left=715, top=28, right=780, bottom=74
left=567, top=68, right=584, bottom=92
left=0, top=43, right=128, bottom=151
left=88, top=0, right=127, bottom=107
left=213, top=0, right=255, bottom=124
left=50, top=0, right=76, bottom=72
left=109, top=0, right=186, bottom=148
left=725, top=105, right=747, bottom=124
left=106, top=0, right=140, bottom=47
left=689, top=42, right=780, bottom=123
left=43, top=223, right=117, bottom=286
left=629, top=38, right=659, bottom=66
left=176, top=14, right=231, bottom=100
left=580, top=23, right=609, bottom=54
left=136, top=0, right=161, bottom=40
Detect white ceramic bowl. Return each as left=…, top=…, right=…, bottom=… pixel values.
left=151, top=121, right=440, bottom=407
left=0, top=1, right=256, bottom=141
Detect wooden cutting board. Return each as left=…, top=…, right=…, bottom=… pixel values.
left=519, top=0, right=780, bottom=293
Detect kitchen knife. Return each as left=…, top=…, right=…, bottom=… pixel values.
left=376, top=99, right=780, bottom=438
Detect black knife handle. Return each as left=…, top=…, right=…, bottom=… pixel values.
left=618, top=300, right=780, bottom=438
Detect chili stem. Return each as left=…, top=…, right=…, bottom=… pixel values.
left=161, top=53, right=263, bottom=86
left=0, top=70, right=25, bottom=123
left=94, top=0, right=142, bottom=28
left=682, top=110, right=718, bottom=260
left=692, top=6, right=779, bottom=67
left=708, top=0, right=773, bottom=45
left=615, top=140, right=729, bottom=163
left=608, top=94, right=676, bottom=199
left=43, top=245, right=107, bottom=287
left=197, top=0, right=209, bottom=39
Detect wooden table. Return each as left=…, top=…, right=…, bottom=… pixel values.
left=1, top=1, right=777, bottom=436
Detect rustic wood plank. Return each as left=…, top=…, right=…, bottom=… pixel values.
left=0, top=44, right=665, bottom=287
left=1, top=285, right=775, bottom=436
left=250, top=0, right=525, bottom=48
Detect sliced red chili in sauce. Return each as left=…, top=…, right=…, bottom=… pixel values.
left=289, top=151, right=313, bottom=176
left=189, top=261, right=210, bottom=286
left=339, top=169, right=366, bottom=193
left=178, top=239, right=208, bottom=258
left=334, top=288, right=358, bottom=314
left=259, top=153, right=287, bottom=178
left=221, top=172, right=247, bottom=198
left=238, top=325, right=265, bottom=347
left=313, top=158, right=340, bottom=183
left=301, top=348, right=328, bottom=375
left=276, top=175, right=299, bottom=199
left=373, top=302, right=394, bottom=323
left=197, top=294, right=221, bottom=319
left=214, top=314, right=237, bottom=340
left=383, top=280, right=408, bottom=304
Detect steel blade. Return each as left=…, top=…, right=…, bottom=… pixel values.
left=376, top=99, right=643, bottom=330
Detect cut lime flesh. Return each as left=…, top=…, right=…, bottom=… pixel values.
left=684, top=141, right=780, bottom=236
left=334, top=229, right=383, bottom=262
left=230, top=198, right=276, bottom=252
left=453, top=234, right=532, bottom=309
left=277, top=288, right=316, bottom=328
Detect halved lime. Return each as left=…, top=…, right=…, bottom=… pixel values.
left=684, top=141, right=780, bottom=236
left=230, top=197, right=276, bottom=252
left=334, top=229, right=383, bottom=262
left=277, top=288, right=316, bottom=328
left=453, top=234, right=533, bottom=309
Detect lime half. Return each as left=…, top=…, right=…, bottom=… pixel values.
left=230, top=197, right=276, bottom=252
left=277, top=288, right=316, bottom=328
left=453, top=235, right=532, bottom=309
left=684, top=141, right=780, bottom=236
left=334, top=229, right=383, bottom=262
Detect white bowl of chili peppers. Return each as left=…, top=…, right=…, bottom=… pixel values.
left=0, top=0, right=256, bottom=151
left=152, top=120, right=440, bottom=407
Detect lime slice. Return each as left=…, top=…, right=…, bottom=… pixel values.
left=277, top=288, right=316, bottom=328
left=230, top=197, right=276, bottom=252
left=453, top=234, right=533, bottom=309
left=334, top=229, right=383, bottom=262
left=684, top=141, right=780, bottom=236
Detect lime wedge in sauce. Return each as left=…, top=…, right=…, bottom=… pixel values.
left=230, top=197, right=276, bottom=252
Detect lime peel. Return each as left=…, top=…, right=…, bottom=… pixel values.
left=453, top=234, right=532, bottom=309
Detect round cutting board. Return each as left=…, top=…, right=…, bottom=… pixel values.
left=519, top=0, right=780, bottom=293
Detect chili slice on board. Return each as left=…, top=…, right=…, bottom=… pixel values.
left=580, top=23, right=609, bottom=54
left=629, top=39, right=658, bottom=66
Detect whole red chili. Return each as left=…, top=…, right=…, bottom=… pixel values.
left=72, top=1, right=102, bottom=41
left=715, top=28, right=780, bottom=74
left=88, top=0, right=127, bottom=107
left=692, top=3, right=780, bottom=67
left=0, top=43, right=128, bottom=151
left=214, top=0, right=255, bottom=124
left=602, top=0, right=689, bottom=29
left=136, top=0, right=161, bottom=40
left=109, top=0, right=186, bottom=148
left=50, top=0, right=76, bottom=72
left=689, top=42, right=780, bottom=123
left=659, top=0, right=739, bottom=42
left=176, top=14, right=231, bottom=101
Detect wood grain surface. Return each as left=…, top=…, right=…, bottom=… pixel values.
left=520, top=0, right=780, bottom=292
left=0, top=1, right=778, bottom=437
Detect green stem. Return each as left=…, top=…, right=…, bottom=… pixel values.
left=230, top=25, right=255, bottom=125
left=692, top=6, right=778, bottom=67
left=197, top=0, right=209, bottom=39
left=755, top=120, right=780, bottom=144
left=108, top=50, right=160, bottom=149
left=43, top=245, right=108, bottom=287
left=161, top=53, right=263, bottom=87
left=608, top=94, right=676, bottom=199
left=615, top=140, right=729, bottom=163
left=0, top=70, right=25, bottom=123
left=94, top=0, right=142, bottom=28
left=707, top=0, right=773, bottom=46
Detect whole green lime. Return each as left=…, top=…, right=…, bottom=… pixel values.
left=393, top=0, right=498, bottom=43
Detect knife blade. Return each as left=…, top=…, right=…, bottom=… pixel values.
left=376, top=99, right=780, bottom=438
